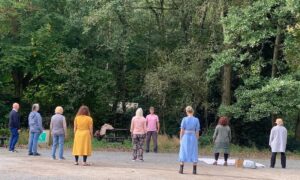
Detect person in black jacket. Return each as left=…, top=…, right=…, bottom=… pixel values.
left=9, top=103, right=21, bottom=152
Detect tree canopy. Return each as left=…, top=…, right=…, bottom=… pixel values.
left=0, top=0, right=299, bottom=148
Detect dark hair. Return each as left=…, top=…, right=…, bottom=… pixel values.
left=149, top=106, right=154, bottom=110
left=218, top=116, right=229, bottom=126
left=76, top=105, right=90, bottom=116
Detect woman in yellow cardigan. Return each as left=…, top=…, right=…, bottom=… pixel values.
left=72, top=105, right=93, bottom=166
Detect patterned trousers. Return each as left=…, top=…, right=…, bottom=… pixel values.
left=132, top=134, right=146, bottom=160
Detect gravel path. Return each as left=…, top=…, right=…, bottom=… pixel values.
left=0, top=148, right=299, bottom=180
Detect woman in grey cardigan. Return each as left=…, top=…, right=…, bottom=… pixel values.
left=213, top=116, right=231, bottom=166
left=50, top=106, right=67, bottom=160
left=28, top=103, right=43, bottom=156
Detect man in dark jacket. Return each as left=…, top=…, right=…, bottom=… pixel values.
left=9, top=103, right=21, bottom=152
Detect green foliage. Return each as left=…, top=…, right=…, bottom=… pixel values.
left=0, top=0, right=299, bottom=149
left=0, top=129, right=10, bottom=137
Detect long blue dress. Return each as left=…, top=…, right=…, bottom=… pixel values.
left=178, top=116, right=200, bottom=163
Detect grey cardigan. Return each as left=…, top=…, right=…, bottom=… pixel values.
left=213, top=125, right=231, bottom=143
left=50, top=114, right=67, bottom=135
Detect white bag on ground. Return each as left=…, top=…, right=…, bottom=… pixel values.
left=243, top=160, right=257, bottom=169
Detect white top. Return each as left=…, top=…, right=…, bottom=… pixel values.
left=269, top=125, right=287, bottom=152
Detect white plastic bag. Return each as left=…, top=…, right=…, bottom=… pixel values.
left=243, top=160, right=257, bottom=169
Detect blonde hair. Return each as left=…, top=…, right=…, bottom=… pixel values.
left=55, top=106, right=64, bottom=114
left=185, top=106, right=194, bottom=114
left=135, top=108, right=144, bottom=117
left=276, top=118, right=284, bottom=126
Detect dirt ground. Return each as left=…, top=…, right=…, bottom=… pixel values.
left=0, top=148, right=299, bottom=180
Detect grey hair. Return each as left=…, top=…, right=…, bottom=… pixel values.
left=32, top=103, right=40, bottom=111
left=135, top=108, right=144, bottom=117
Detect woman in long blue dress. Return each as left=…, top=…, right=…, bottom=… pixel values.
left=178, top=106, right=200, bottom=174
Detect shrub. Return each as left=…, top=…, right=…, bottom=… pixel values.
left=0, top=129, right=10, bottom=137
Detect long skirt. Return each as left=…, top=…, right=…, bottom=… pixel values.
left=179, top=133, right=198, bottom=163
left=72, top=130, right=92, bottom=156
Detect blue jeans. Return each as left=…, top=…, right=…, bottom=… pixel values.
left=28, top=132, right=40, bottom=154
left=9, top=128, right=19, bottom=151
left=51, top=134, right=65, bottom=159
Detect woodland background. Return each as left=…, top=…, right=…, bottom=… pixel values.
left=0, top=0, right=299, bottom=150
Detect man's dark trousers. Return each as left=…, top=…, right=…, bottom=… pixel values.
left=146, top=131, right=158, bottom=153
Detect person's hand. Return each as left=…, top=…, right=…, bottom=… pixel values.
left=18, top=129, right=21, bottom=133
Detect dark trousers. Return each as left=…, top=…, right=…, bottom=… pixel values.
left=9, top=128, right=19, bottom=151
left=215, top=153, right=229, bottom=161
left=271, top=152, right=286, bottom=168
left=146, top=131, right=158, bottom=152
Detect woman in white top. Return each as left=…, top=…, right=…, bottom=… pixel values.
left=269, top=118, right=287, bottom=168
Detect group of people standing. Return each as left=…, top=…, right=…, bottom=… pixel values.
left=8, top=102, right=288, bottom=174
left=7, top=103, right=160, bottom=166
left=8, top=103, right=93, bottom=165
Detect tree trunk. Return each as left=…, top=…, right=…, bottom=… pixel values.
left=220, top=0, right=231, bottom=106
left=295, top=112, right=300, bottom=140
left=272, top=25, right=281, bottom=78
left=270, top=25, right=282, bottom=125
left=11, top=70, right=24, bottom=99
left=222, top=64, right=232, bottom=105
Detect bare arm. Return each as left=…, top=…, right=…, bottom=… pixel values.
left=130, top=119, right=134, bottom=134
left=63, top=117, right=67, bottom=137
left=73, top=118, right=77, bottom=134
left=89, top=119, right=93, bottom=138
left=146, top=116, right=148, bottom=132
left=50, top=119, right=53, bottom=134
left=157, top=121, right=160, bottom=133
left=196, top=131, right=199, bottom=139
left=180, top=128, right=185, bottom=140
left=144, top=119, right=147, bottom=134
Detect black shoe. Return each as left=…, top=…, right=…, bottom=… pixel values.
left=179, top=165, right=184, bottom=174
left=33, top=153, right=41, bottom=156
left=145, top=150, right=149, bottom=153
left=193, top=165, right=197, bottom=175
left=28, top=152, right=33, bottom=156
